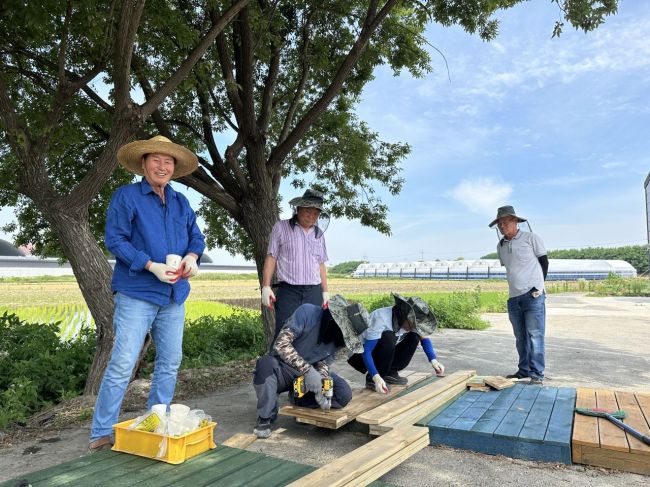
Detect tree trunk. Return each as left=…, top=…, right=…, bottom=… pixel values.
left=46, top=208, right=115, bottom=395
left=239, top=190, right=279, bottom=348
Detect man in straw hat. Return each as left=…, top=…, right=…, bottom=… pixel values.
left=489, top=205, right=548, bottom=385
left=252, top=295, right=366, bottom=438
left=348, top=293, right=444, bottom=394
left=89, top=136, right=205, bottom=452
left=261, top=188, right=330, bottom=340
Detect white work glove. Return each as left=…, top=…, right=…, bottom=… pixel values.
left=304, top=367, right=323, bottom=394
left=372, top=374, right=389, bottom=394
left=322, top=291, right=330, bottom=309
left=431, top=359, right=445, bottom=376
left=148, top=262, right=180, bottom=284
left=179, top=255, right=198, bottom=279
left=261, top=286, right=276, bottom=308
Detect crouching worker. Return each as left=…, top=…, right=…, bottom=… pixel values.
left=348, top=294, right=444, bottom=394
left=253, top=295, right=367, bottom=438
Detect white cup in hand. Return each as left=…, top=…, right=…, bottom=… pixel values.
left=166, top=254, right=182, bottom=270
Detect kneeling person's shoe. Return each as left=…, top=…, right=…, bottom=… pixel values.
left=253, top=417, right=273, bottom=439
left=383, top=371, right=408, bottom=385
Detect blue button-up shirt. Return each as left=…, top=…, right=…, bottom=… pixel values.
left=105, top=178, right=205, bottom=306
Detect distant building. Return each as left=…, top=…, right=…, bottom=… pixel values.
left=353, top=259, right=637, bottom=281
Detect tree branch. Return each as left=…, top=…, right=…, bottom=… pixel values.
left=278, top=9, right=313, bottom=144
left=141, top=0, right=250, bottom=118
left=270, top=0, right=399, bottom=167
left=257, top=24, right=281, bottom=135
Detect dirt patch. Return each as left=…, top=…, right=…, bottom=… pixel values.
left=0, top=360, right=255, bottom=449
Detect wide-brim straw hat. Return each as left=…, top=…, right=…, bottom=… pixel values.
left=488, top=205, right=527, bottom=228
left=117, top=135, right=198, bottom=179
left=392, top=293, right=437, bottom=336
left=328, top=295, right=367, bottom=354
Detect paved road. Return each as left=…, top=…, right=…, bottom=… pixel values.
left=1, top=294, right=649, bottom=486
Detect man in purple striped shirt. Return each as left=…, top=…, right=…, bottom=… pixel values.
left=261, top=189, right=330, bottom=339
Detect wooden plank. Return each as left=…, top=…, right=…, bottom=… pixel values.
left=519, top=387, right=558, bottom=443
left=357, top=370, right=475, bottom=425
left=429, top=390, right=481, bottom=428
left=574, top=444, right=650, bottom=476
left=544, top=387, right=576, bottom=447
left=349, top=433, right=429, bottom=486
left=634, top=392, right=650, bottom=429
left=470, top=385, right=523, bottom=435
left=286, top=425, right=428, bottom=487
left=37, top=451, right=144, bottom=486
left=221, top=433, right=258, bottom=449
left=4, top=450, right=124, bottom=485
left=484, top=376, right=515, bottom=390
left=615, top=391, right=650, bottom=456
left=279, top=371, right=430, bottom=429
left=139, top=448, right=256, bottom=486
left=595, top=389, right=629, bottom=453
left=369, top=381, right=466, bottom=435
left=449, top=390, right=502, bottom=431
left=493, top=385, right=541, bottom=440
left=572, top=387, right=599, bottom=449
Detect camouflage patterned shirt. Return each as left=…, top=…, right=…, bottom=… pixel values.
left=271, top=303, right=339, bottom=375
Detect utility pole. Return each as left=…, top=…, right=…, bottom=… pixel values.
left=643, top=172, right=650, bottom=279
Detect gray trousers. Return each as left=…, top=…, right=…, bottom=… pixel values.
left=253, top=355, right=352, bottom=419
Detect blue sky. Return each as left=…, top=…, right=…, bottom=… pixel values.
left=1, top=1, right=649, bottom=266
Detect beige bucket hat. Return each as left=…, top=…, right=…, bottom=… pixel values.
left=117, top=135, right=198, bottom=178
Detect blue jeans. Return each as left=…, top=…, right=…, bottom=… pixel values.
left=90, top=293, right=185, bottom=441
left=507, top=291, right=546, bottom=380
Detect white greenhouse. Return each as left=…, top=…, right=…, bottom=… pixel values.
left=352, top=259, right=637, bottom=281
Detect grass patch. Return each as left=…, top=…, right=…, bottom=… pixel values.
left=546, top=276, right=650, bottom=296
left=347, top=288, right=503, bottom=330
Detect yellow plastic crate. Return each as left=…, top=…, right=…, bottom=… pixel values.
left=112, top=418, right=217, bottom=464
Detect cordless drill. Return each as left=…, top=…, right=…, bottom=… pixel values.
left=293, top=375, right=334, bottom=399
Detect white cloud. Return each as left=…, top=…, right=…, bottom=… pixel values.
left=450, top=178, right=512, bottom=216
left=602, top=161, right=625, bottom=169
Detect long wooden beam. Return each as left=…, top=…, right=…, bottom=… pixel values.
left=286, top=424, right=429, bottom=487
left=368, top=380, right=467, bottom=435
left=356, top=370, right=476, bottom=425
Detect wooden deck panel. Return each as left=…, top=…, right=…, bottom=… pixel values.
left=279, top=370, right=431, bottom=429
left=572, top=388, right=650, bottom=475
left=429, top=384, right=574, bottom=464
left=0, top=447, right=394, bottom=487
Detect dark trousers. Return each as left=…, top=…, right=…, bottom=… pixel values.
left=253, top=355, right=352, bottom=419
left=273, top=282, right=322, bottom=338
left=347, top=330, right=419, bottom=377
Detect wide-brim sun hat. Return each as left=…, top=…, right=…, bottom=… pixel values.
left=328, top=295, right=367, bottom=354
left=488, top=205, right=527, bottom=228
left=289, top=188, right=330, bottom=219
left=117, top=135, right=198, bottom=179
left=392, top=293, right=437, bottom=336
